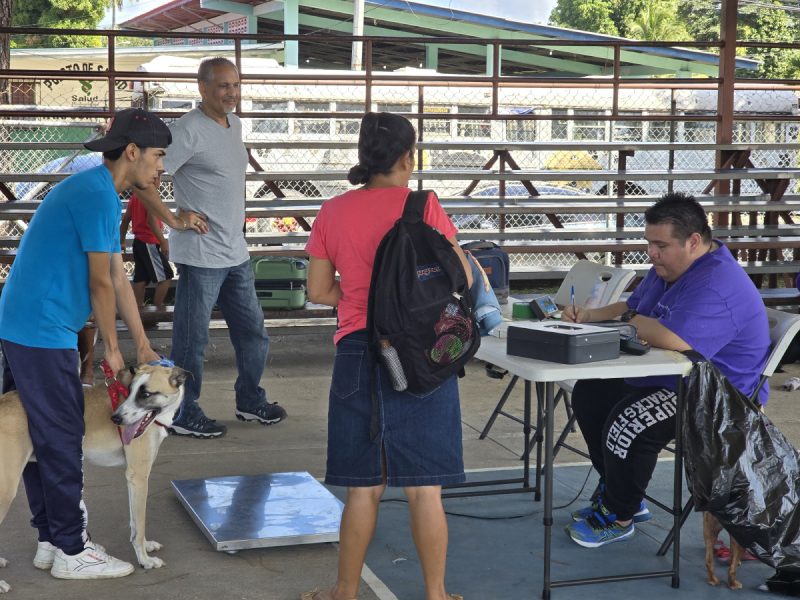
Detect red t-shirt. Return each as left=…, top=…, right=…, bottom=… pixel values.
left=305, top=186, right=458, bottom=344
left=128, top=195, right=161, bottom=245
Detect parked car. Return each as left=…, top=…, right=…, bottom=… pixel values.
left=452, top=183, right=583, bottom=230
left=16, top=153, right=102, bottom=202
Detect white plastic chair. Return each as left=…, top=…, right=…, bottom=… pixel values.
left=553, top=260, right=637, bottom=309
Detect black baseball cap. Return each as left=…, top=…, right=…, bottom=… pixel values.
left=84, top=108, right=172, bottom=152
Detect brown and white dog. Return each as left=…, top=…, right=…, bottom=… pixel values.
left=0, top=363, right=187, bottom=594
left=704, top=512, right=745, bottom=590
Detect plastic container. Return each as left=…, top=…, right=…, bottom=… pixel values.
left=512, top=302, right=534, bottom=320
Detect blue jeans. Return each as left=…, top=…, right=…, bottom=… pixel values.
left=171, top=260, right=270, bottom=422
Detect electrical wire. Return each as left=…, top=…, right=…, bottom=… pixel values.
left=378, top=465, right=595, bottom=521
left=740, top=0, right=800, bottom=12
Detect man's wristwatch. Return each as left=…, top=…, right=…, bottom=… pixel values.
left=621, top=308, right=638, bottom=322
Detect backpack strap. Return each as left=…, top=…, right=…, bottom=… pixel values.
left=461, top=240, right=499, bottom=251
left=402, top=190, right=431, bottom=223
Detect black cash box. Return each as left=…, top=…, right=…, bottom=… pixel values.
left=506, top=321, right=620, bottom=364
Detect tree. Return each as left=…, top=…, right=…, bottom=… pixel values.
left=628, top=0, right=690, bottom=41
left=11, top=0, right=109, bottom=47
left=550, top=0, right=618, bottom=35
left=735, top=0, right=800, bottom=79
left=549, top=0, right=647, bottom=38
left=676, top=0, right=719, bottom=42
left=109, top=0, right=121, bottom=29
left=552, top=0, right=800, bottom=79
left=678, top=0, right=800, bottom=78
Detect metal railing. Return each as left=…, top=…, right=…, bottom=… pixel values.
left=1, top=28, right=800, bottom=279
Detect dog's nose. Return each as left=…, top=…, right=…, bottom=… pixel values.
left=111, top=413, right=123, bottom=425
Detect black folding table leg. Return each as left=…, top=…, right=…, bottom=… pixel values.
left=532, top=381, right=544, bottom=500
left=479, top=375, right=519, bottom=439
left=657, top=496, right=694, bottom=557
left=542, top=381, right=555, bottom=600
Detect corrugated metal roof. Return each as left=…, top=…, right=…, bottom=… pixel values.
left=119, top=0, right=758, bottom=74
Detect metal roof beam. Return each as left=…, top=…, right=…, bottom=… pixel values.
left=259, top=12, right=605, bottom=75
left=200, top=0, right=253, bottom=16
left=253, top=1, right=284, bottom=16
left=296, top=0, right=721, bottom=77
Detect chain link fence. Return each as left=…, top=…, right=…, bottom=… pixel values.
left=2, top=42, right=800, bottom=277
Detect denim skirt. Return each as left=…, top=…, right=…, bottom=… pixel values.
left=325, top=331, right=466, bottom=488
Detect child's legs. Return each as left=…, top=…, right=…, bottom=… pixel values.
left=153, top=280, right=171, bottom=307
left=132, top=281, right=147, bottom=307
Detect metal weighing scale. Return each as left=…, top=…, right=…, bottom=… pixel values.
left=171, top=471, right=344, bottom=552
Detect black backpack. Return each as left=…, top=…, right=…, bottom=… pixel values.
left=366, top=190, right=480, bottom=394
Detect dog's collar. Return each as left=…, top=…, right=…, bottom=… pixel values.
left=148, top=358, right=175, bottom=368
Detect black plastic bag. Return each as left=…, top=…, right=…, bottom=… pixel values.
left=682, top=360, right=800, bottom=583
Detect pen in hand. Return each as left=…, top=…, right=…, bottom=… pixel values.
left=571, top=285, right=576, bottom=317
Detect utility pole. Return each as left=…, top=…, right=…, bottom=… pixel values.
left=0, top=0, right=10, bottom=104
left=715, top=0, right=737, bottom=227
left=352, top=0, right=364, bottom=71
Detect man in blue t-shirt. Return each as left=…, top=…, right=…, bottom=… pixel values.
left=560, top=192, right=770, bottom=548
left=0, top=109, right=176, bottom=581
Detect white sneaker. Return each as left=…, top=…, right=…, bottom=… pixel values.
left=33, top=541, right=57, bottom=570
left=50, top=543, right=133, bottom=580
left=34, top=540, right=107, bottom=570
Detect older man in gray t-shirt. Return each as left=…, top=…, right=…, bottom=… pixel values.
left=164, top=57, right=286, bottom=438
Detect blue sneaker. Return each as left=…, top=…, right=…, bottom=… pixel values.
left=570, top=482, right=651, bottom=524
left=570, top=482, right=604, bottom=521
left=571, top=499, right=652, bottom=523
left=566, top=503, right=634, bottom=548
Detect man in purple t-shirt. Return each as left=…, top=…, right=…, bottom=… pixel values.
left=560, top=192, right=770, bottom=549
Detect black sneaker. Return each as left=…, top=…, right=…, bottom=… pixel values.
left=235, top=402, right=287, bottom=425
left=167, top=414, right=227, bottom=438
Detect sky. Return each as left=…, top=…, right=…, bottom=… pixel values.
left=413, top=0, right=557, bottom=24
left=101, top=0, right=559, bottom=29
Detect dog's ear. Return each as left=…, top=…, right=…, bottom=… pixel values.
left=117, top=366, right=136, bottom=388
left=170, top=367, right=189, bottom=388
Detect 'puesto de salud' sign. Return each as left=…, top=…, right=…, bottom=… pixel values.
left=42, top=62, right=128, bottom=106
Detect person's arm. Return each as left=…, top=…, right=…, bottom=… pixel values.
left=448, top=236, right=474, bottom=289
left=135, top=184, right=208, bottom=234
left=562, top=300, right=628, bottom=323
left=110, top=252, right=159, bottom=364
left=563, top=300, right=692, bottom=351
left=422, top=193, right=472, bottom=288
left=307, top=257, right=342, bottom=307
left=88, top=252, right=125, bottom=373
left=119, top=204, right=132, bottom=252
left=147, top=211, right=168, bottom=259
left=627, top=314, right=692, bottom=351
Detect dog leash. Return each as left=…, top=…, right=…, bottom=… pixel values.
left=101, top=359, right=129, bottom=411
left=100, top=358, right=176, bottom=410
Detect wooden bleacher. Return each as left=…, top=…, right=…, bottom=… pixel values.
left=3, top=140, right=800, bottom=317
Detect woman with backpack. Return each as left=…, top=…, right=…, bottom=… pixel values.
left=303, top=112, right=472, bottom=600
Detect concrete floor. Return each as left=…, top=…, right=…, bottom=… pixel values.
left=1, top=328, right=799, bottom=600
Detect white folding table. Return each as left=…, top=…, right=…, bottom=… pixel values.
left=474, top=335, right=693, bottom=599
